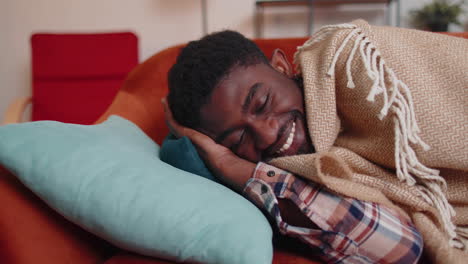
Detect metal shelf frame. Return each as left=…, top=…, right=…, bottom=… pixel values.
left=254, top=0, right=401, bottom=38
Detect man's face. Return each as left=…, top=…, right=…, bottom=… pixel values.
left=197, top=52, right=313, bottom=162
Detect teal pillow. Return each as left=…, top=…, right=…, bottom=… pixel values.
left=160, top=134, right=218, bottom=183
left=0, top=116, right=272, bottom=264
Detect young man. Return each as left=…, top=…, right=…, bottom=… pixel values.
left=163, top=30, right=424, bottom=263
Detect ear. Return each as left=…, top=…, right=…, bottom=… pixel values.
left=270, top=49, right=293, bottom=77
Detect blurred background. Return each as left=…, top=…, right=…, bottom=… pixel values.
left=1, top=0, right=466, bottom=121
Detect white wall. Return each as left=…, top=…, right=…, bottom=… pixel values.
left=1, top=0, right=466, bottom=120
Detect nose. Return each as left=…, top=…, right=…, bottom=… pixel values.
left=249, top=116, right=279, bottom=151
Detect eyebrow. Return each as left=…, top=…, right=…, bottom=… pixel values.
left=215, top=83, right=261, bottom=143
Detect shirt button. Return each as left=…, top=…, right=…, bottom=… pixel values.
left=267, top=170, right=275, bottom=177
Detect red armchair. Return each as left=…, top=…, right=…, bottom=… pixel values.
left=2, top=32, right=467, bottom=264
left=3, top=32, right=138, bottom=125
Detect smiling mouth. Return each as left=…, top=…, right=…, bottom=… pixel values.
left=276, top=121, right=295, bottom=155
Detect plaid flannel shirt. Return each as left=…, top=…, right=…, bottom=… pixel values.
left=243, top=162, right=423, bottom=264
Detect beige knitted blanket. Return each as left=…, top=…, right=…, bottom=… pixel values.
left=270, top=20, right=468, bottom=263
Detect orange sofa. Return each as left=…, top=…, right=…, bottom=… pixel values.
left=1, top=32, right=467, bottom=264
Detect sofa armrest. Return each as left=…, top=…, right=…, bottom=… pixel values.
left=104, top=252, right=175, bottom=264
left=2, top=96, right=32, bottom=125
left=0, top=164, right=116, bottom=264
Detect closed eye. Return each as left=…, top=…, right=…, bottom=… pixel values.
left=256, top=93, right=270, bottom=114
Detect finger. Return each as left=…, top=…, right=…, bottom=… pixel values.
left=184, top=128, right=214, bottom=146
left=161, top=97, right=223, bottom=154
left=161, top=97, right=172, bottom=120
left=181, top=128, right=229, bottom=161
left=161, top=97, right=186, bottom=138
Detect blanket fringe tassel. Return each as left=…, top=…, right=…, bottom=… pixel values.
left=295, top=24, right=464, bottom=249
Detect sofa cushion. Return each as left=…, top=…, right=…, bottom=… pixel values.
left=0, top=116, right=273, bottom=264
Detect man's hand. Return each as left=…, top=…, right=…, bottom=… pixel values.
left=162, top=97, right=255, bottom=192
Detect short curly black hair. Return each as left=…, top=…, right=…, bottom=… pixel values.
left=167, top=30, right=269, bottom=129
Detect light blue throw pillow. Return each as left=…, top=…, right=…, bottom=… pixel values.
left=0, top=116, right=272, bottom=264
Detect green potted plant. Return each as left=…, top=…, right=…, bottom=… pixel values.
left=411, top=0, right=466, bottom=32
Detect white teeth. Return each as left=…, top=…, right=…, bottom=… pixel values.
left=277, top=122, right=295, bottom=154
